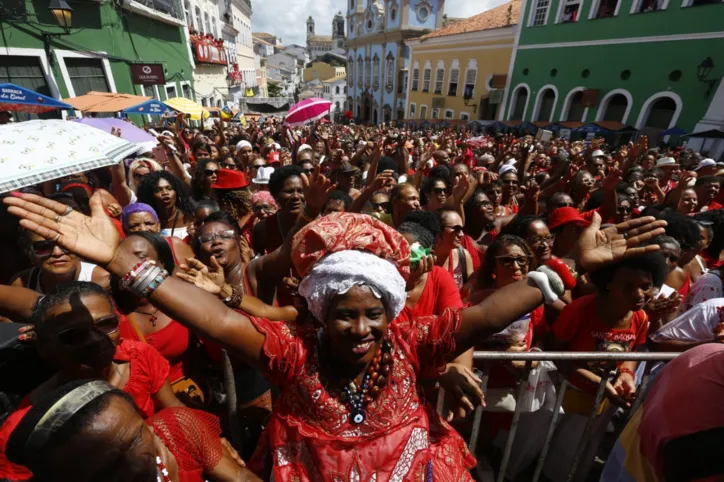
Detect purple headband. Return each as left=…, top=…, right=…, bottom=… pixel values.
left=121, top=202, right=159, bottom=227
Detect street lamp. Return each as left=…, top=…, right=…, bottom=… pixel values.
left=697, top=57, right=717, bottom=97
left=49, top=0, right=73, bottom=33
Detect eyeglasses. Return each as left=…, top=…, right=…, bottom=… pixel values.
left=204, top=169, right=218, bottom=177
left=199, top=230, right=236, bottom=244
left=222, top=163, right=237, bottom=170
left=32, top=240, right=64, bottom=258
left=444, top=224, right=464, bottom=234
left=528, top=234, right=555, bottom=246
left=496, top=255, right=531, bottom=268
left=432, top=187, right=449, bottom=195
left=617, top=205, right=633, bottom=213
left=253, top=204, right=276, bottom=213
left=371, top=201, right=391, bottom=211
left=57, top=316, right=120, bottom=346
left=251, top=164, right=266, bottom=170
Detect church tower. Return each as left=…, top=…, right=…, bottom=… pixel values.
left=306, top=16, right=315, bottom=38
left=332, top=11, right=345, bottom=49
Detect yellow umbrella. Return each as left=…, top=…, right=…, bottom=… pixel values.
left=163, top=97, right=209, bottom=121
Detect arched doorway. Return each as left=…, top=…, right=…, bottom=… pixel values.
left=363, top=97, right=371, bottom=122
left=643, top=97, right=676, bottom=130
left=510, top=86, right=528, bottom=120
left=601, top=94, right=628, bottom=123
left=373, top=108, right=378, bottom=124
left=566, top=91, right=585, bottom=121
left=383, top=105, right=391, bottom=124
left=535, top=89, right=555, bottom=122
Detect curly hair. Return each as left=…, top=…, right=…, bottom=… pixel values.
left=477, top=235, right=533, bottom=289
left=216, top=188, right=252, bottom=224
left=269, top=165, right=304, bottom=199
left=589, top=251, right=668, bottom=292
left=398, top=222, right=434, bottom=249
left=500, top=215, right=544, bottom=239
left=136, top=171, right=195, bottom=217
left=693, top=209, right=724, bottom=260
left=657, top=211, right=702, bottom=252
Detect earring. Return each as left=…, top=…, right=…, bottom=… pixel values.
left=491, top=273, right=496, bottom=279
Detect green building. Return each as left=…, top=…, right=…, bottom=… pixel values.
left=499, top=0, right=724, bottom=151
left=0, top=0, right=195, bottom=118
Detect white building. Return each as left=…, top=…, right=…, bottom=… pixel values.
left=322, top=75, right=347, bottom=121
left=220, top=0, right=255, bottom=102
left=183, top=0, right=227, bottom=107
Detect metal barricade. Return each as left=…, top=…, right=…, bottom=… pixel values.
left=445, top=351, right=680, bottom=482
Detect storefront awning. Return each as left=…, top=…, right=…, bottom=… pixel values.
left=63, top=92, right=151, bottom=113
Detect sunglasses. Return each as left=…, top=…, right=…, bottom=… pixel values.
left=371, top=201, right=391, bottom=211
left=32, top=240, right=63, bottom=258
left=251, top=164, right=266, bottom=170
left=617, top=205, right=633, bottom=213
left=204, top=169, right=218, bottom=176
left=132, top=172, right=147, bottom=181
left=433, top=187, right=450, bottom=195
left=57, top=316, right=120, bottom=346
left=496, top=255, right=531, bottom=268
left=528, top=234, right=555, bottom=246
left=252, top=204, right=276, bottom=213
left=222, top=163, right=237, bottom=169
left=444, top=224, right=464, bottom=234
left=199, top=230, right=236, bottom=244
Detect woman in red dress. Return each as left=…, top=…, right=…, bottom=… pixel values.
left=4, top=189, right=666, bottom=482
left=6, top=379, right=258, bottom=482
left=0, top=282, right=181, bottom=480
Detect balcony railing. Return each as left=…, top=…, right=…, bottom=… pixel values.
left=132, top=0, right=184, bottom=22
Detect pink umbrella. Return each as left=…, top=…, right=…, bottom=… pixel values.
left=284, top=97, right=332, bottom=126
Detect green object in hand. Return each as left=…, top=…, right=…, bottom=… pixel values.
left=410, top=242, right=432, bottom=269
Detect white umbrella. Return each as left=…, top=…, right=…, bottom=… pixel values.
left=0, top=119, right=138, bottom=194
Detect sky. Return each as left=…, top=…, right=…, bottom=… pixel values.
left=251, top=0, right=510, bottom=47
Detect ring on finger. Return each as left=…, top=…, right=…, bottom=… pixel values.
left=54, top=214, right=61, bottom=222
left=52, top=233, right=61, bottom=242
left=61, top=206, right=73, bottom=216
left=623, top=232, right=629, bottom=240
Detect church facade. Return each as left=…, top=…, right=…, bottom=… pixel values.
left=307, top=12, right=346, bottom=60
left=346, top=0, right=446, bottom=124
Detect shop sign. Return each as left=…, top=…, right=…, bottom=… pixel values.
left=192, top=39, right=227, bottom=65
left=130, top=63, right=166, bottom=85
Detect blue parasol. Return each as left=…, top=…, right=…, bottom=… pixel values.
left=122, top=99, right=170, bottom=115
left=0, top=83, right=72, bottom=114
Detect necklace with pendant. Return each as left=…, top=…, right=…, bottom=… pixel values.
left=136, top=308, right=160, bottom=327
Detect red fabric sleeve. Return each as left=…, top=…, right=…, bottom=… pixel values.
left=530, top=305, right=549, bottom=338
left=433, top=266, right=464, bottom=313
left=0, top=406, right=32, bottom=481
left=406, top=308, right=463, bottom=378
left=248, top=317, right=304, bottom=386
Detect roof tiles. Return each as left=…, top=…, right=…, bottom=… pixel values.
left=420, top=0, right=521, bottom=40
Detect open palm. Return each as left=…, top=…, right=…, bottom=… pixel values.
left=5, top=192, right=121, bottom=266
left=576, top=213, right=666, bottom=271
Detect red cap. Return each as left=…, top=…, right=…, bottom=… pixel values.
left=268, top=151, right=280, bottom=164
left=211, top=169, right=248, bottom=189
left=548, top=207, right=590, bottom=231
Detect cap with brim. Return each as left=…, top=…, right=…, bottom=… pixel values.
left=548, top=207, right=591, bottom=231
left=252, top=166, right=275, bottom=185
left=655, top=157, right=679, bottom=168
left=695, top=158, right=716, bottom=171
left=212, top=169, right=248, bottom=189
left=592, top=149, right=605, bottom=157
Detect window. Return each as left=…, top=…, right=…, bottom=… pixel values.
left=444, top=109, right=454, bottom=119
left=336, top=86, right=340, bottom=94
left=448, top=68, right=459, bottom=96
left=0, top=55, right=58, bottom=120
left=411, top=68, right=419, bottom=91
left=601, top=93, right=628, bottom=122
left=535, top=88, right=556, bottom=121
left=420, top=105, right=427, bottom=119
left=431, top=108, right=439, bottom=119
left=463, top=68, right=476, bottom=99
left=409, top=103, right=416, bottom=119
left=65, top=58, right=110, bottom=96
left=386, top=54, right=394, bottom=90
left=372, top=54, right=380, bottom=90
left=422, top=67, right=431, bottom=92
left=434, top=67, right=444, bottom=94
left=184, top=0, right=192, bottom=28
left=558, top=0, right=581, bottom=22
left=348, top=60, right=354, bottom=87
left=565, top=91, right=585, bottom=121
left=643, top=97, right=676, bottom=129
left=365, top=57, right=371, bottom=87
left=592, top=0, right=619, bottom=17
left=166, top=84, right=177, bottom=99
left=398, top=70, right=408, bottom=94
left=531, top=0, right=551, bottom=25
left=632, top=0, right=664, bottom=11
left=510, top=85, right=529, bottom=120
left=212, top=17, right=217, bottom=37
left=182, top=84, right=192, bottom=100
left=204, top=12, right=210, bottom=34
left=460, top=112, right=470, bottom=120
left=357, top=57, right=363, bottom=86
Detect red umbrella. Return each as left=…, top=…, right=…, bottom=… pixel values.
left=283, top=98, right=332, bottom=126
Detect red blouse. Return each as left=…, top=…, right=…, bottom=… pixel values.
left=0, top=404, right=32, bottom=481
left=114, top=338, right=171, bottom=418
left=119, top=316, right=191, bottom=383
left=397, top=266, right=463, bottom=324
left=247, top=311, right=475, bottom=481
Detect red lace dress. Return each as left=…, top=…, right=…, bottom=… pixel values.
left=148, top=408, right=224, bottom=482
left=247, top=309, right=475, bottom=482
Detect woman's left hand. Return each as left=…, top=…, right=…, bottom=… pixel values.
left=176, top=257, right=225, bottom=295
left=439, top=363, right=485, bottom=421
left=575, top=212, right=666, bottom=272
left=301, top=165, right=336, bottom=215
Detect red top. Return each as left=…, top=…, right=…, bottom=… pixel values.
left=246, top=310, right=475, bottom=481
left=552, top=295, right=648, bottom=391
left=396, top=266, right=463, bottom=324
left=461, top=234, right=481, bottom=272
left=0, top=340, right=169, bottom=480
left=678, top=275, right=692, bottom=298
left=119, top=316, right=191, bottom=383
left=114, top=338, right=171, bottom=418
left=148, top=408, right=224, bottom=482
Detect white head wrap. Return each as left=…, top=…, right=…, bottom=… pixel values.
left=298, top=250, right=407, bottom=322
left=236, top=140, right=252, bottom=152
left=298, top=143, right=313, bottom=154
left=499, top=163, right=518, bottom=176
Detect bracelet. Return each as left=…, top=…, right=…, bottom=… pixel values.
left=131, top=265, right=159, bottom=295
left=119, top=260, right=155, bottom=290
left=617, top=367, right=635, bottom=379
left=222, top=284, right=242, bottom=309
left=527, top=271, right=559, bottom=305
left=536, top=265, right=565, bottom=298
left=543, top=258, right=578, bottom=290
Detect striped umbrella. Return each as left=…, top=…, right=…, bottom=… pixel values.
left=283, top=97, right=332, bottom=126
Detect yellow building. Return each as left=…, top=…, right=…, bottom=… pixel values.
left=406, top=0, right=521, bottom=122
left=302, top=61, right=346, bottom=83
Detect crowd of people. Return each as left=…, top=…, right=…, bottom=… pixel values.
left=1, top=112, right=723, bottom=482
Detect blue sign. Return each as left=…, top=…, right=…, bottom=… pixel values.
left=0, top=83, right=72, bottom=112
left=122, top=99, right=170, bottom=115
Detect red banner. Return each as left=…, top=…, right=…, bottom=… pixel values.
left=191, top=38, right=227, bottom=65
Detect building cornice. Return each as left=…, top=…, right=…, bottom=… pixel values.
left=409, top=25, right=516, bottom=48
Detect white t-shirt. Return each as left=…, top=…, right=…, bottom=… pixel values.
left=651, top=298, right=724, bottom=343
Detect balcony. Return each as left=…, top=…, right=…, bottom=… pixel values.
left=122, top=0, right=185, bottom=26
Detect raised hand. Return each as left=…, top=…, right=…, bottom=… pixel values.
left=300, top=165, right=336, bottom=214
left=575, top=213, right=667, bottom=272
left=4, top=192, right=120, bottom=267
left=176, top=257, right=225, bottom=294
left=451, top=174, right=470, bottom=203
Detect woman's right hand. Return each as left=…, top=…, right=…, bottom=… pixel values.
left=4, top=192, right=121, bottom=267
left=176, top=257, right=225, bottom=295
left=439, top=363, right=485, bottom=421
